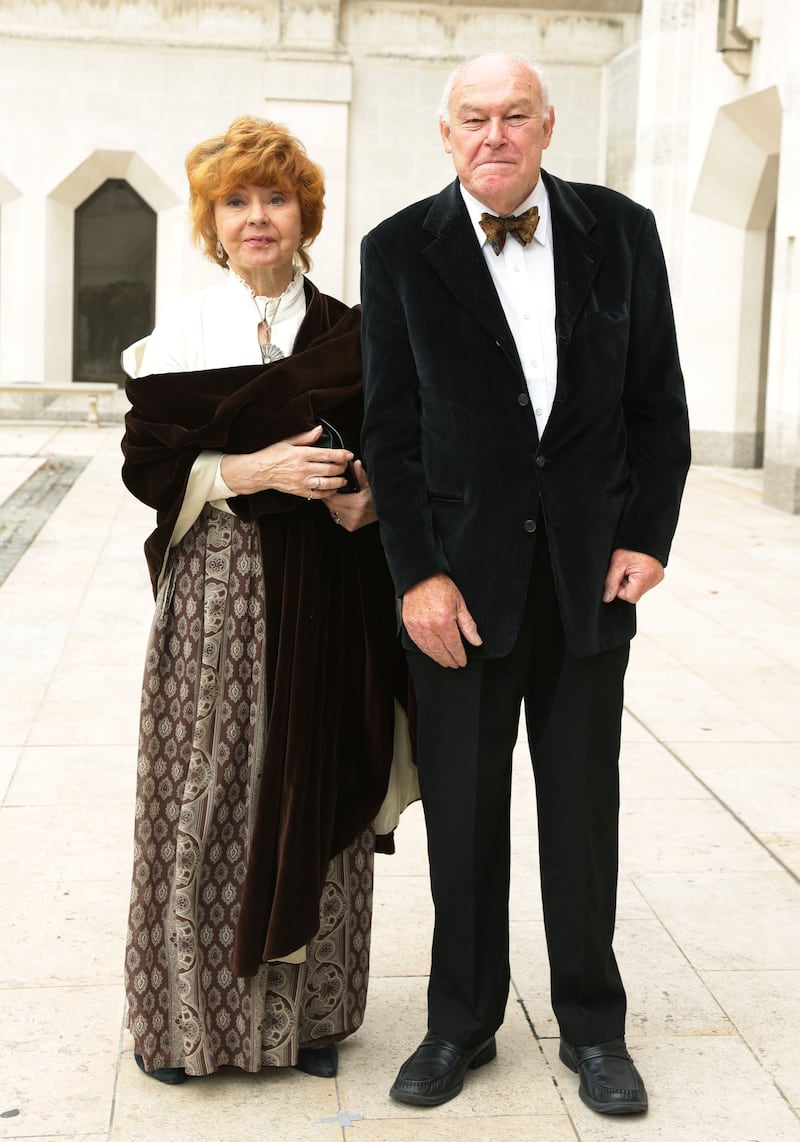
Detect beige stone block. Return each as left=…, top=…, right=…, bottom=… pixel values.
left=624, top=665, right=780, bottom=743
left=370, top=874, right=433, bottom=979
left=630, top=870, right=800, bottom=971
left=675, top=740, right=800, bottom=770
left=0, top=576, right=88, bottom=621
left=0, top=985, right=123, bottom=1137
left=6, top=745, right=134, bottom=806
left=61, top=624, right=150, bottom=668
left=616, top=873, right=658, bottom=922
left=620, top=740, right=712, bottom=800
left=45, top=661, right=143, bottom=704
left=675, top=741, right=800, bottom=834
left=614, top=920, right=734, bottom=1038
left=644, top=612, right=776, bottom=668
left=346, top=1114, right=577, bottom=1140
left=0, top=802, right=132, bottom=884
left=0, top=426, right=57, bottom=455
left=0, top=619, right=67, bottom=682
left=0, top=686, right=46, bottom=747
left=699, top=969, right=800, bottom=1108
left=620, top=798, right=776, bottom=875
left=0, top=879, right=126, bottom=987
left=26, top=697, right=140, bottom=748
left=695, top=665, right=800, bottom=740
left=621, top=709, right=660, bottom=743
left=0, top=745, right=20, bottom=802
left=758, top=833, right=800, bottom=878
left=112, top=1051, right=343, bottom=1142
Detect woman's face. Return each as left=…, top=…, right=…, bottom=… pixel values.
left=213, top=183, right=303, bottom=290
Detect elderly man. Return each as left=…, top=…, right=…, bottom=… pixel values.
left=360, top=53, right=690, bottom=1114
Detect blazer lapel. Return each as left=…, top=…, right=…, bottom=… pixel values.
left=542, top=170, right=604, bottom=350
left=422, top=181, right=523, bottom=376
left=421, top=176, right=606, bottom=387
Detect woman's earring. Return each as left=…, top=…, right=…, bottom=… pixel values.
left=215, top=239, right=224, bottom=260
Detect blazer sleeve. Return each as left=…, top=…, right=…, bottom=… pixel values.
left=614, top=209, right=691, bottom=565
left=360, top=231, right=451, bottom=596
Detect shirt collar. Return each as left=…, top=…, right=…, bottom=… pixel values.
left=460, top=178, right=550, bottom=251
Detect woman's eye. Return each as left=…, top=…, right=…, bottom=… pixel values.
left=269, top=194, right=285, bottom=206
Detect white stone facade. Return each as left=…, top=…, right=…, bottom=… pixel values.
left=1, top=0, right=799, bottom=509
left=634, top=0, right=800, bottom=510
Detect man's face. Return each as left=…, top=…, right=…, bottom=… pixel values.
left=440, top=57, right=554, bottom=216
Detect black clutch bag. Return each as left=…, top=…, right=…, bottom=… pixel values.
left=314, top=417, right=360, bottom=494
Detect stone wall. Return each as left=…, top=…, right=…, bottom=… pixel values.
left=0, top=0, right=640, bottom=390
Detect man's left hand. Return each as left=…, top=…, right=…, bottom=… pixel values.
left=603, top=548, right=664, bottom=604
left=326, top=461, right=377, bottom=531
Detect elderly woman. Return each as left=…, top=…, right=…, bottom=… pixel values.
left=121, top=117, right=403, bottom=1084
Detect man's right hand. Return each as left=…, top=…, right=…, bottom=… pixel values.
left=402, top=573, right=483, bottom=668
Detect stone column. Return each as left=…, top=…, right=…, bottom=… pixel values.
left=0, top=193, right=54, bottom=384
left=0, top=177, right=34, bottom=384
left=764, top=45, right=800, bottom=512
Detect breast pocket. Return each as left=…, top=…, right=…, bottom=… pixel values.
left=579, top=304, right=631, bottom=397
left=585, top=303, right=629, bottom=332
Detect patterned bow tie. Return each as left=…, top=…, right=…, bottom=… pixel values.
left=479, top=206, right=539, bottom=255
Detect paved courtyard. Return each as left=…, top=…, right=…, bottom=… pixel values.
left=1, top=422, right=799, bottom=1141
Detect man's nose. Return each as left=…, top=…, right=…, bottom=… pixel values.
left=484, top=118, right=506, bottom=147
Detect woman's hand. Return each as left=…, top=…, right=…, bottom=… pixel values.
left=325, top=461, right=377, bottom=532
left=220, top=426, right=353, bottom=499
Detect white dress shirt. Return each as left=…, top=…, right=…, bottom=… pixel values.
left=460, top=180, right=557, bottom=437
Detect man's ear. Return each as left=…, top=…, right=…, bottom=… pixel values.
left=542, top=107, right=555, bottom=149
left=439, top=119, right=453, bottom=154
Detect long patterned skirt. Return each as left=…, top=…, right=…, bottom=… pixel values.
left=124, top=506, right=374, bottom=1075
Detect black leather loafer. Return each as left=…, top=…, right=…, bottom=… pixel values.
left=295, top=1043, right=339, bottom=1077
left=134, top=1051, right=189, bottom=1085
left=389, top=1031, right=497, bottom=1106
left=559, top=1037, right=647, bottom=1115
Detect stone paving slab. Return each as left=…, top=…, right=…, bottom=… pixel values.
left=0, top=425, right=798, bottom=1142
left=0, top=456, right=90, bottom=585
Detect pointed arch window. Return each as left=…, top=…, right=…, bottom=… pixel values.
left=73, top=179, right=155, bottom=384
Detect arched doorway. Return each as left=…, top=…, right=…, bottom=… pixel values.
left=73, top=179, right=155, bottom=384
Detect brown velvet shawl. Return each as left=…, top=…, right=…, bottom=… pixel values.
left=122, top=280, right=398, bottom=976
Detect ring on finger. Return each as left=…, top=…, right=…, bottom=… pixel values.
left=315, top=476, right=322, bottom=490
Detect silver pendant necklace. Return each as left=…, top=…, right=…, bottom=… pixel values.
left=231, top=268, right=298, bottom=364
left=254, top=294, right=285, bottom=364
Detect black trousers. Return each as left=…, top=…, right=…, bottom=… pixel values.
left=407, top=535, right=630, bottom=1049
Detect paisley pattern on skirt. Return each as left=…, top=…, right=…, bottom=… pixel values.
left=125, top=506, right=374, bottom=1075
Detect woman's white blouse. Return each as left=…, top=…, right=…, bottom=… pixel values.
left=125, top=269, right=307, bottom=374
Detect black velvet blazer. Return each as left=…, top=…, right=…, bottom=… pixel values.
left=360, top=171, right=691, bottom=658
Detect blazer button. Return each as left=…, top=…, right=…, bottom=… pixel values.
left=524, top=519, right=537, bottom=533
left=535, top=455, right=547, bottom=467
left=518, top=392, right=529, bottom=406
